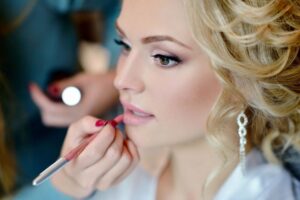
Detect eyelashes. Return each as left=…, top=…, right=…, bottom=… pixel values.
left=114, top=38, right=131, bottom=52
left=152, top=54, right=182, bottom=68
left=114, top=38, right=183, bottom=68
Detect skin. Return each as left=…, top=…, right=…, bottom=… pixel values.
left=51, top=0, right=238, bottom=199
left=29, top=11, right=118, bottom=128
left=115, top=0, right=221, bottom=148
left=51, top=116, right=139, bottom=198
left=29, top=71, right=118, bottom=127
left=115, top=0, right=232, bottom=199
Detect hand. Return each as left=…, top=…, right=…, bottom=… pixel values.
left=29, top=71, right=119, bottom=127
left=51, top=116, right=139, bottom=198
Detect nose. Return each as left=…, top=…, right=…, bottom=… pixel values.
left=114, top=52, right=145, bottom=93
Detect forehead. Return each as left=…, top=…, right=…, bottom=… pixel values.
left=118, top=0, right=193, bottom=44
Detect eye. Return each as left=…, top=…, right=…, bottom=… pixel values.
left=114, top=38, right=131, bottom=54
left=152, top=54, right=182, bottom=68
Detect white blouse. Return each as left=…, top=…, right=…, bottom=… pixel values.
left=214, top=149, right=299, bottom=200
left=91, top=149, right=299, bottom=200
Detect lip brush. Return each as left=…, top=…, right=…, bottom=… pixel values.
left=32, top=115, right=123, bottom=186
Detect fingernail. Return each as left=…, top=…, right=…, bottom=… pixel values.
left=95, top=119, right=108, bottom=127
left=108, top=120, right=118, bottom=128
left=47, top=85, right=60, bottom=96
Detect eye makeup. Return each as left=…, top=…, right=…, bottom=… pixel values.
left=152, top=54, right=182, bottom=68
left=114, top=36, right=186, bottom=69
left=114, top=38, right=131, bottom=53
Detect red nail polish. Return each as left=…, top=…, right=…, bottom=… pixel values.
left=108, top=120, right=118, bottom=128
left=95, top=120, right=108, bottom=127
left=47, top=85, right=60, bottom=96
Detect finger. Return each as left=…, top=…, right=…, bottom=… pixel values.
left=29, top=83, right=76, bottom=116
left=71, top=124, right=119, bottom=170
left=29, top=83, right=57, bottom=110
left=108, top=140, right=140, bottom=186
left=67, top=127, right=123, bottom=188
left=126, top=140, right=140, bottom=164
left=96, top=142, right=132, bottom=190
left=63, top=116, right=108, bottom=152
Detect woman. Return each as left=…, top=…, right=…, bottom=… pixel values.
left=17, top=0, right=299, bottom=199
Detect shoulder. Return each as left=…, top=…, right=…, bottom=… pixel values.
left=246, top=163, right=296, bottom=200
left=215, top=149, right=297, bottom=200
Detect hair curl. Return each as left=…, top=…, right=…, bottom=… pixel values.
left=184, top=0, right=300, bottom=165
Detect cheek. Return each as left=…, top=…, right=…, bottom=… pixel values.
left=154, top=68, right=221, bottom=136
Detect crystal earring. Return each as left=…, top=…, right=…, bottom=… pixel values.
left=237, top=111, right=248, bottom=173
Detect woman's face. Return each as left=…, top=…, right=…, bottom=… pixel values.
left=114, top=0, right=222, bottom=148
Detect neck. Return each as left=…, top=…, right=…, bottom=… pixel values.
left=139, top=138, right=238, bottom=200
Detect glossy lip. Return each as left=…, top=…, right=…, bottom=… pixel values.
left=121, top=100, right=155, bottom=125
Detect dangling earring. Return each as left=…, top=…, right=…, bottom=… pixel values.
left=237, top=111, right=248, bottom=173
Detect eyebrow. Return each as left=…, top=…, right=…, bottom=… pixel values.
left=142, top=36, right=191, bottom=50
left=115, top=22, right=192, bottom=50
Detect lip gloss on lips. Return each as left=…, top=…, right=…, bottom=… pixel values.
left=121, top=101, right=154, bottom=125
left=32, top=114, right=124, bottom=186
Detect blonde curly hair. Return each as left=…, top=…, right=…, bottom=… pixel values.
left=184, top=0, right=300, bottom=165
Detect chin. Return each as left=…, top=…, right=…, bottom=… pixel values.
left=125, top=126, right=163, bottom=149
left=125, top=126, right=181, bottom=150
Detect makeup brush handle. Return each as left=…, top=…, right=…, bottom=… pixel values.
left=63, top=118, right=121, bottom=161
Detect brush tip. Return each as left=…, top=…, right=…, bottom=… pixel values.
left=114, top=114, right=124, bottom=124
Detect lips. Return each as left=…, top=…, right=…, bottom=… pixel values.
left=121, top=100, right=154, bottom=125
